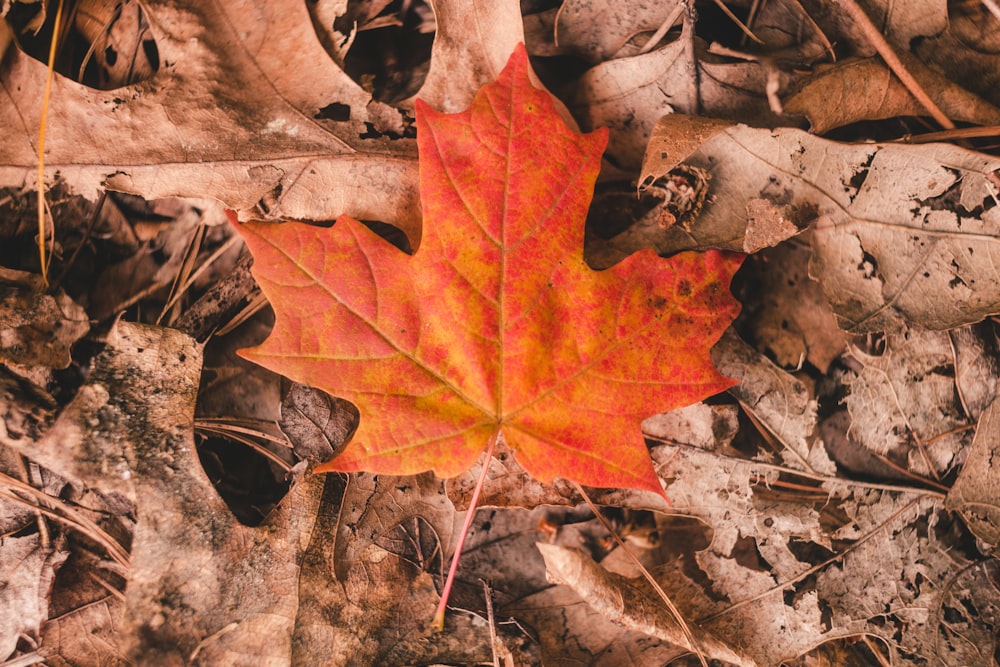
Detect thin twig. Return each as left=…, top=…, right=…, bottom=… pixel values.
left=711, top=0, right=764, bottom=44
left=635, top=2, right=686, bottom=56
left=483, top=580, right=501, bottom=667
left=37, top=0, right=66, bottom=286
left=0, top=472, right=130, bottom=569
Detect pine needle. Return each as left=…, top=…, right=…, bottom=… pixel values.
left=37, top=0, right=67, bottom=287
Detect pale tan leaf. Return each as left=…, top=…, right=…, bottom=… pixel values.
left=634, top=118, right=1000, bottom=331
left=713, top=330, right=834, bottom=475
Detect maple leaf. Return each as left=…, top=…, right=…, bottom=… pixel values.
left=234, top=44, right=743, bottom=495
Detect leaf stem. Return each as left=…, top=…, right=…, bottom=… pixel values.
left=432, top=429, right=498, bottom=630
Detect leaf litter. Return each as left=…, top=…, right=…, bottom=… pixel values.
left=2, top=0, right=1000, bottom=664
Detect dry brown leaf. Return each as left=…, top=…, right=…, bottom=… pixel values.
left=784, top=56, right=1000, bottom=134
left=913, top=10, right=1000, bottom=108
left=411, top=1, right=524, bottom=113
left=565, top=41, right=787, bottom=172
left=36, top=595, right=127, bottom=667
left=629, top=116, right=1000, bottom=332
left=949, top=324, right=1000, bottom=421
left=0, top=534, right=67, bottom=661
left=650, top=434, right=996, bottom=665
left=553, top=0, right=683, bottom=63
left=294, top=475, right=502, bottom=665
left=737, top=239, right=848, bottom=373
left=327, top=471, right=457, bottom=583
left=0, top=287, right=88, bottom=370
left=0, top=0, right=420, bottom=232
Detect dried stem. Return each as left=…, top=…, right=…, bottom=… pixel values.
left=432, top=429, right=498, bottom=630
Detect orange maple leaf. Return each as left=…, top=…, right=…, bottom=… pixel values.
left=234, top=44, right=742, bottom=496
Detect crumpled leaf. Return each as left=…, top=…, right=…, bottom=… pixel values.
left=236, top=44, right=743, bottom=494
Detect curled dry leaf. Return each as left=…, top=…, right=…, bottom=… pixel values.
left=784, top=56, right=1000, bottom=134
left=536, top=542, right=755, bottom=666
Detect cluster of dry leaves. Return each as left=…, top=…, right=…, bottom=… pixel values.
left=2, top=0, right=1000, bottom=665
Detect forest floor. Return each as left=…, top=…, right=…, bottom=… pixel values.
left=2, top=1, right=1000, bottom=665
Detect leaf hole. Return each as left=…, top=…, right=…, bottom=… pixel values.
left=307, top=0, right=435, bottom=105
left=4, top=0, right=159, bottom=90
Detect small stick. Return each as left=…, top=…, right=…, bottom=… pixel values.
left=483, top=580, right=501, bottom=667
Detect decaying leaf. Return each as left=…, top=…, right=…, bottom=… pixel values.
left=236, top=45, right=743, bottom=494
left=736, top=239, right=848, bottom=373
left=0, top=0, right=421, bottom=234
left=713, top=330, right=834, bottom=475
left=622, top=115, right=1000, bottom=332
left=552, top=0, right=683, bottom=63
left=0, top=287, right=88, bottom=370
left=844, top=328, right=973, bottom=477
left=0, top=534, right=67, bottom=660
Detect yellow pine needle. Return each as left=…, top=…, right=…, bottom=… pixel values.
left=37, top=0, right=66, bottom=287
